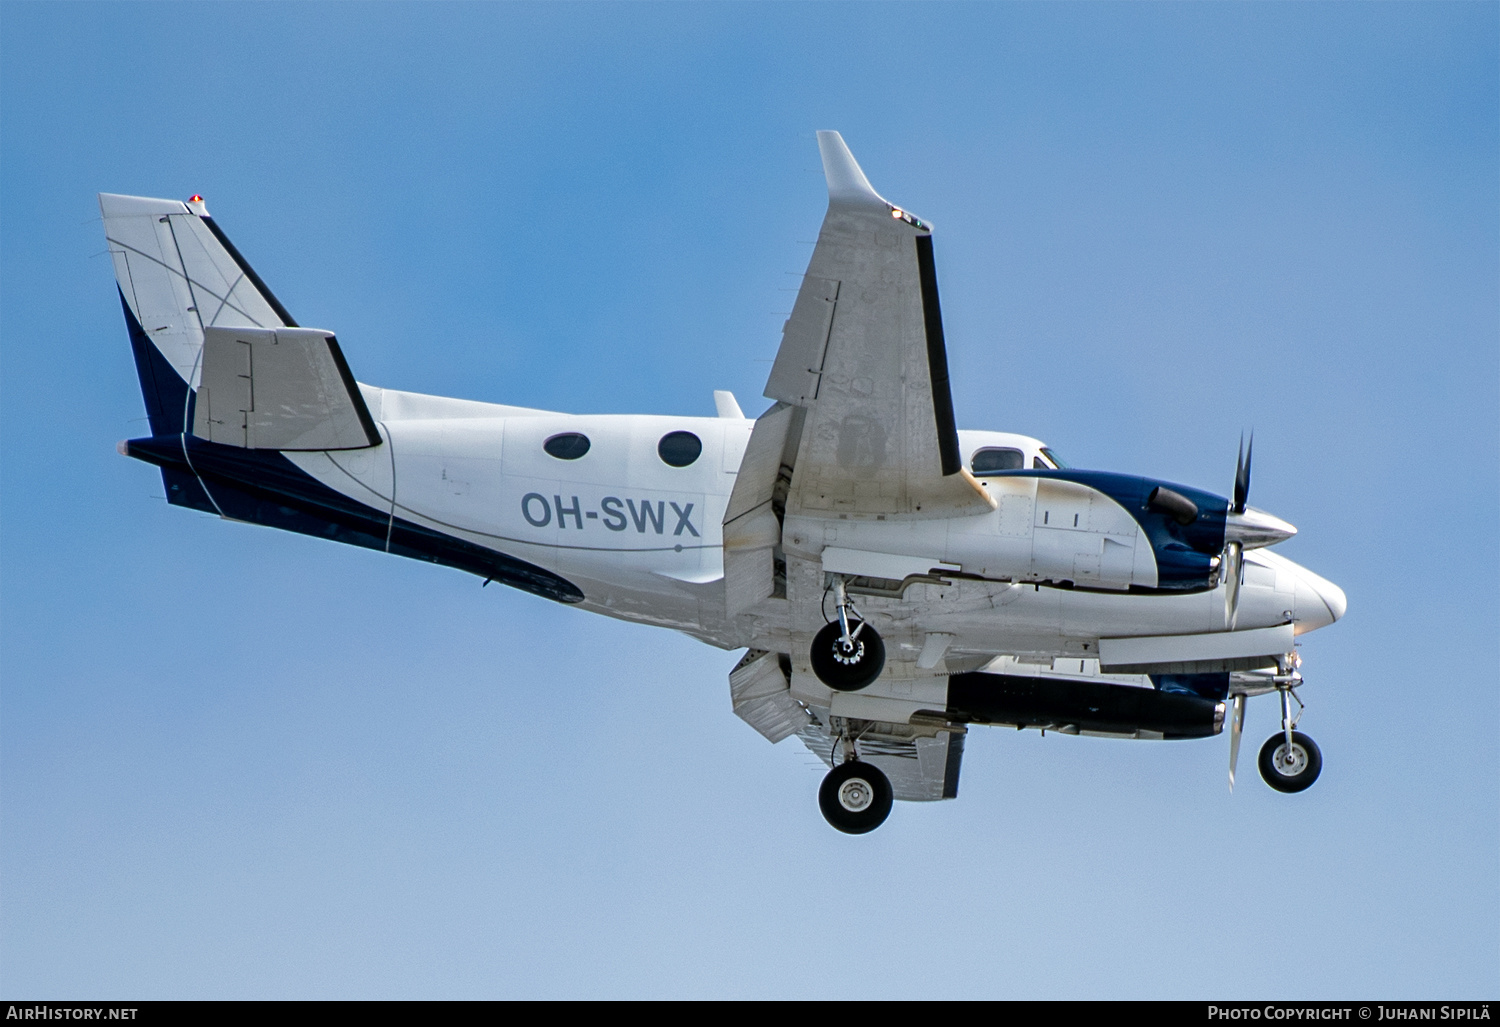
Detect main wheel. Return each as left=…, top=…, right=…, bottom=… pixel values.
left=1258, top=731, right=1323, bottom=793
left=810, top=620, right=885, bottom=691
left=818, top=761, right=894, bottom=834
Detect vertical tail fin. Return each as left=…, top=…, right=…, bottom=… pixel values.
left=100, top=192, right=295, bottom=435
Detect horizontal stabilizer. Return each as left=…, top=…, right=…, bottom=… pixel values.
left=192, top=326, right=380, bottom=450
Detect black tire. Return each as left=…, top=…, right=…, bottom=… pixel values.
left=818, top=761, right=894, bottom=834
left=1258, top=731, right=1323, bottom=793
left=810, top=620, right=885, bottom=691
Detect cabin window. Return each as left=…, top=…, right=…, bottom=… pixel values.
left=658, top=430, right=702, bottom=467
left=543, top=432, right=591, bottom=460
left=971, top=447, right=1024, bottom=474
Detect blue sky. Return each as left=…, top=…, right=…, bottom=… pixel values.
left=2, top=2, right=1496, bottom=998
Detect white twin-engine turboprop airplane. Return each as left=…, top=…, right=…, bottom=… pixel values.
left=104, top=132, right=1346, bottom=833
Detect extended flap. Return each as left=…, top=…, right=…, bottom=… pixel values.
left=729, top=650, right=810, bottom=744
left=193, top=326, right=380, bottom=450
left=794, top=718, right=965, bottom=802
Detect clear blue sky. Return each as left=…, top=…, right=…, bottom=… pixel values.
left=3, top=1, right=1496, bottom=999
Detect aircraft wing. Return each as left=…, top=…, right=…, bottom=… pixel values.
left=765, top=132, right=994, bottom=520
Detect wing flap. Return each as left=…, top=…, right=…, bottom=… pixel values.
left=795, top=719, right=965, bottom=802
left=729, top=650, right=813, bottom=744
left=722, top=403, right=802, bottom=616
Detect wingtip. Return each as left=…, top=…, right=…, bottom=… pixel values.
left=816, top=131, right=887, bottom=211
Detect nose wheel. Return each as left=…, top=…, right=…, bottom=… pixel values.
left=818, top=760, right=893, bottom=834
left=1258, top=731, right=1322, bottom=792
left=1256, top=683, right=1322, bottom=793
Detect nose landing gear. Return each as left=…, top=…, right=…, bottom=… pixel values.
left=1257, top=683, right=1322, bottom=793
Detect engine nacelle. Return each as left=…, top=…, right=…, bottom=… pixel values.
left=947, top=672, right=1225, bottom=740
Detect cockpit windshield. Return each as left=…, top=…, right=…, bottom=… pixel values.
left=971, top=447, right=1025, bottom=474
left=970, top=444, right=1071, bottom=473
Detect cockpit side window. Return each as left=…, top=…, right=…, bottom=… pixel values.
left=971, top=447, right=1024, bottom=474
left=1033, top=456, right=1047, bottom=469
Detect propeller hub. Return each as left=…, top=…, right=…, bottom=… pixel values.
left=1224, top=507, right=1297, bottom=549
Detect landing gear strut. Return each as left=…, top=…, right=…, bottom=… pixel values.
left=1258, top=684, right=1322, bottom=793
left=810, top=578, right=885, bottom=691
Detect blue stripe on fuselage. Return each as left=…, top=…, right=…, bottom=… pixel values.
left=123, top=433, right=584, bottom=604
left=120, top=288, right=193, bottom=437
left=119, top=290, right=220, bottom=511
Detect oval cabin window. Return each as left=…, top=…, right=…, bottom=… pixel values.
left=657, top=431, right=702, bottom=468
left=543, top=432, right=591, bottom=460
left=971, top=447, right=1024, bottom=474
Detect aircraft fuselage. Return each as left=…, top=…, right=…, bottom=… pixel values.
left=129, top=384, right=1343, bottom=669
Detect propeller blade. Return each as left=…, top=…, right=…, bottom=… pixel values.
left=1223, top=540, right=1243, bottom=630
left=1232, top=433, right=1253, bottom=515
left=1228, top=693, right=1246, bottom=791
left=1225, top=434, right=1252, bottom=630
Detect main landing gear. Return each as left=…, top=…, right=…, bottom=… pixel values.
left=811, top=578, right=885, bottom=691
left=818, top=733, right=893, bottom=834
left=1258, top=684, right=1322, bottom=793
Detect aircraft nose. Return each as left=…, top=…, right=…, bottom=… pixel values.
left=1318, top=580, right=1348, bottom=623
left=1293, top=565, right=1348, bottom=633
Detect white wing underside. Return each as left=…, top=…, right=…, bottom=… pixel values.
left=767, top=132, right=992, bottom=520
left=721, top=135, right=991, bottom=790
left=722, top=133, right=994, bottom=621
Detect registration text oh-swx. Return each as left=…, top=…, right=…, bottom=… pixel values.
left=521, top=494, right=699, bottom=537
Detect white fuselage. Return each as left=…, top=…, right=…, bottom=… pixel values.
left=284, top=386, right=1345, bottom=666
